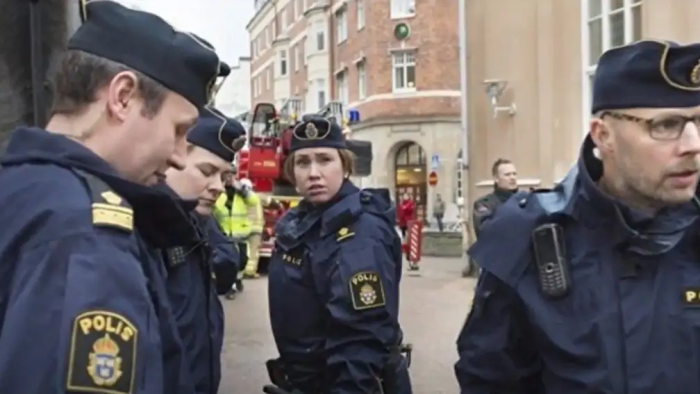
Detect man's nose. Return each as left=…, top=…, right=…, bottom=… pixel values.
left=167, top=138, right=188, bottom=171
left=679, top=122, right=700, bottom=155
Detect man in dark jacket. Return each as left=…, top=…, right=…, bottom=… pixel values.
left=462, top=158, right=518, bottom=277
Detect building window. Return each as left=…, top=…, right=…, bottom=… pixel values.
left=392, top=51, right=416, bottom=92
left=265, top=28, right=270, bottom=47
left=280, top=7, right=288, bottom=31
left=296, top=45, right=303, bottom=71
left=293, top=0, right=298, bottom=19
left=391, top=0, right=415, bottom=19
left=266, top=68, right=271, bottom=89
left=583, top=0, right=642, bottom=133
left=357, top=0, right=365, bottom=30
left=336, top=71, right=349, bottom=105
left=357, top=62, right=366, bottom=99
left=315, top=21, right=326, bottom=51
left=316, top=79, right=326, bottom=109
left=279, top=50, right=287, bottom=76
left=336, top=8, right=348, bottom=43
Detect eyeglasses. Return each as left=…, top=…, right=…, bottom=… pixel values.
left=600, top=111, right=700, bottom=141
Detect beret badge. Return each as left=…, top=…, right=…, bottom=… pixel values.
left=306, top=123, right=319, bottom=139
left=691, top=59, right=700, bottom=86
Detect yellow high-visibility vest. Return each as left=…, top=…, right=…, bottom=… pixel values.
left=213, top=192, right=263, bottom=237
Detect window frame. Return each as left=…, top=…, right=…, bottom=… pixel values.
left=391, top=0, right=416, bottom=19
left=336, top=71, right=349, bottom=105
left=315, top=21, right=326, bottom=51
left=279, top=50, right=288, bottom=76
left=357, top=62, right=366, bottom=99
left=336, top=8, right=348, bottom=43
left=357, top=0, right=365, bottom=30
left=581, top=0, right=643, bottom=136
left=392, top=51, right=417, bottom=93
left=316, top=79, right=326, bottom=109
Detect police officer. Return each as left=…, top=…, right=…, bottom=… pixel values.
left=264, top=117, right=413, bottom=394
left=456, top=40, right=700, bottom=393
left=462, top=158, right=518, bottom=277
left=160, top=106, right=244, bottom=394
left=0, top=2, right=222, bottom=393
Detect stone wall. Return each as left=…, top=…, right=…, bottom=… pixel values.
left=421, top=230, right=463, bottom=257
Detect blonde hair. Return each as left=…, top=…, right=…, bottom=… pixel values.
left=283, top=148, right=355, bottom=185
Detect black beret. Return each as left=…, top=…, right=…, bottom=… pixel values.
left=187, top=107, right=246, bottom=163
left=592, top=40, right=700, bottom=114
left=190, top=33, right=231, bottom=77
left=290, top=116, right=346, bottom=153
left=69, top=0, right=222, bottom=108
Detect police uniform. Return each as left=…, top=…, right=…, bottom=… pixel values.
left=162, top=107, right=244, bottom=394
left=0, top=2, right=222, bottom=393
left=265, top=117, right=413, bottom=394
left=455, top=40, right=700, bottom=393
left=471, top=188, right=516, bottom=238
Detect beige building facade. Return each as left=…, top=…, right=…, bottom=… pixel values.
left=468, top=0, right=700, bottom=201
left=247, top=0, right=700, bottom=222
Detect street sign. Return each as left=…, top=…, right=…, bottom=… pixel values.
left=431, top=154, right=440, bottom=170
left=428, top=171, right=438, bottom=187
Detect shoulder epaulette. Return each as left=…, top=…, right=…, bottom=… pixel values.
left=75, top=171, right=134, bottom=232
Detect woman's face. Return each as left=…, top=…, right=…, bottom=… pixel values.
left=293, top=147, right=345, bottom=204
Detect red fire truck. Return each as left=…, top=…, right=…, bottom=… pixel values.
left=235, top=100, right=372, bottom=271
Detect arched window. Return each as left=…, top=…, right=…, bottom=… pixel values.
left=395, top=142, right=426, bottom=167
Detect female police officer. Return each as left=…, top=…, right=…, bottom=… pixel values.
left=264, top=116, right=412, bottom=394
left=159, top=106, right=243, bottom=394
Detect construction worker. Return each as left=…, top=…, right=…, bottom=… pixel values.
left=239, top=178, right=264, bottom=278
left=213, top=174, right=263, bottom=297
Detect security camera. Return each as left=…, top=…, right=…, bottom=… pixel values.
left=482, top=79, right=516, bottom=118
left=483, top=79, right=508, bottom=101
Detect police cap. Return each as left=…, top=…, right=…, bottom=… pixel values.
left=187, top=107, right=246, bottom=163
left=290, top=116, right=346, bottom=153
left=69, top=0, right=222, bottom=108
left=592, top=40, right=700, bottom=114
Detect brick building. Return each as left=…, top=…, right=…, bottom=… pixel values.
left=247, top=0, right=462, bottom=220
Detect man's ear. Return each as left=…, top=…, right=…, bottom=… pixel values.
left=590, top=117, right=614, bottom=155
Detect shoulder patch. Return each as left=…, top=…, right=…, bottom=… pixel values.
left=67, top=310, right=137, bottom=394
left=92, top=203, right=133, bottom=232
left=349, top=271, right=386, bottom=310
left=336, top=227, right=355, bottom=242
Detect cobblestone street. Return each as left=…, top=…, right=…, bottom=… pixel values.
left=219, top=257, right=476, bottom=394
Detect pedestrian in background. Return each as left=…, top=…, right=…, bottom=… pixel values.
left=433, top=193, right=446, bottom=231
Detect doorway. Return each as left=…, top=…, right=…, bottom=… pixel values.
left=394, top=142, right=427, bottom=221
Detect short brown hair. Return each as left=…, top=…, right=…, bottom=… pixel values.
left=491, top=158, right=512, bottom=177
left=283, top=148, right=356, bottom=184
left=49, top=50, right=167, bottom=118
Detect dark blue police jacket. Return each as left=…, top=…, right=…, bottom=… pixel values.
left=456, top=136, right=700, bottom=394
left=0, top=127, right=197, bottom=394
left=268, top=181, right=413, bottom=394
left=163, top=211, right=237, bottom=394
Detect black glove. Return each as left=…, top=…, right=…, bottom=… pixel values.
left=262, top=385, right=293, bottom=394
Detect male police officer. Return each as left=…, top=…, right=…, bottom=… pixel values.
left=456, top=40, right=700, bottom=393
left=462, top=158, right=518, bottom=277
left=161, top=107, right=244, bottom=394
left=0, top=2, right=222, bottom=393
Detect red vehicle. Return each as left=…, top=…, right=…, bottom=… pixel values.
left=235, top=100, right=373, bottom=270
